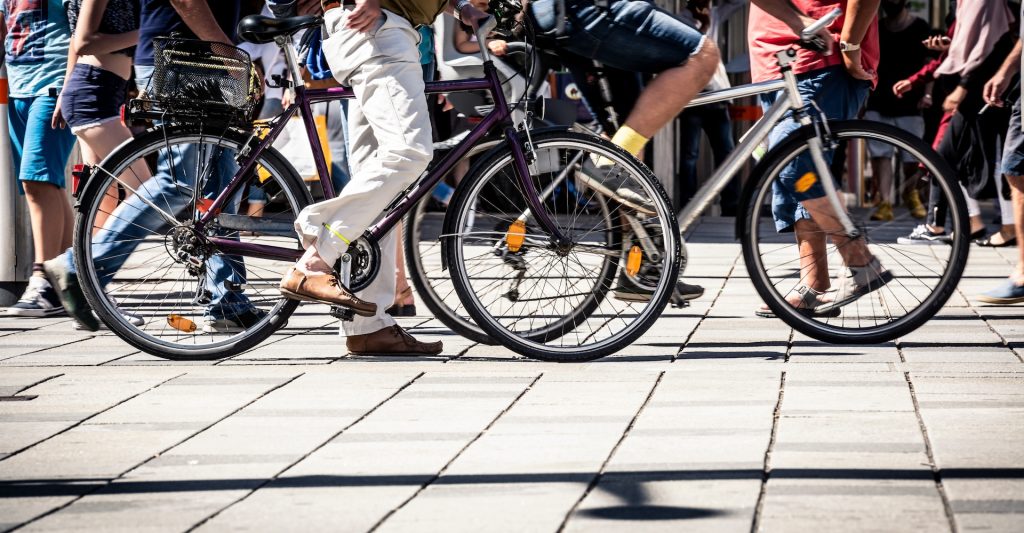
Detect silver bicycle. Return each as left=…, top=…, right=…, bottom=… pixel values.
left=429, top=8, right=969, bottom=361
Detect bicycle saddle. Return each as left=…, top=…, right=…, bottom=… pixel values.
left=237, top=15, right=322, bottom=44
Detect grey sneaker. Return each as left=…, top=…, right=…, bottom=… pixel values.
left=42, top=258, right=99, bottom=330
left=815, top=257, right=893, bottom=314
left=73, top=306, right=146, bottom=331
left=202, top=307, right=269, bottom=334
left=577, top=158, right=656, bottom=214
left=614, top=279, right=704, bottom=303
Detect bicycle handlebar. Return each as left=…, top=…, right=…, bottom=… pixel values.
left=800, top=7, right=841, bottom=41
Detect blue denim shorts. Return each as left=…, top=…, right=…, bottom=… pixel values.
left=1002, top=92, right=1024, bottom=177
left=60, top=63, right=129, bottom=133
left=760, top=66, right=870, bottom=232
left=529, top=0, right=705, bottom=74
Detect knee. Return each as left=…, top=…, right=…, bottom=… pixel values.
left=693, top=39, right=721, bottom=79
left=1007, top=174, right=1024, bottom=192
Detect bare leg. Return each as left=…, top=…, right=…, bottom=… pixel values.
left=618, top=41, right=719, bottom=141
left=76, top=121, right=151, bottom=232
left=870, top=156, right=892, bottom=206
left=794, top=218, right=831, bottom=293
left=801, top=196, right=873, bottom=267
left=23, top=181, right=73, bottom=263
left=394, top=221, right=413, bottom=306
left=1009, top=175, right=1024, bottom=282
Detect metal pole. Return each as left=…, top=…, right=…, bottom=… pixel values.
left=0, top=65, right=30, bottom=306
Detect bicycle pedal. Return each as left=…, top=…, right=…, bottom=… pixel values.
left=670, top=297, right=691, bottom=309
left=329, top=305, right=355, bottom=322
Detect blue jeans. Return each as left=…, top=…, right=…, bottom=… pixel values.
left=760, top=66, right=870, bottom=232
left=529, top=0, right=705, bottom=74
left=65, top=65, right=253, bottom=319
left=679, top=104, right=738, bottom=213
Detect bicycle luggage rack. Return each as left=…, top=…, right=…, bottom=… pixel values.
left=125, top=37, right=259, bottom=127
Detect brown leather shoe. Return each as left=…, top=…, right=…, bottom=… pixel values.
left=279, top=269, right=376, bottom=317
left=347, top=325, right=443, bottom=356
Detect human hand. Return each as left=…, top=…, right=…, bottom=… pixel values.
left=943, top=85, right=966, bottom=114
left=892, top=79, right=912, bottom=97
left=488, top=40, right=509, bottom=56
left=984, top=71, right=1013, bottom=107
left=346, top=0, right=382, bottom=32
left=51, top=95, right=65, bottom=130
left=795, top=15, right=833, bottom=56
left=458, top=1, right=490, bottom=30
left=842, top=48, right=875, bottom=81
left=922, top=35, right=950, bottom=52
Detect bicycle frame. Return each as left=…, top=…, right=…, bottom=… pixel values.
left=676, top=49, right=858, bottom=237
left=201, top=54, right=568, bottom=261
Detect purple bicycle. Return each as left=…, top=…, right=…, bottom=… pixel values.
left=71, top=11, right=681, bottom=361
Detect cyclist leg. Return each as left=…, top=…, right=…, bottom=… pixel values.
left=288, top=7, right=439, bottom=354
left=550, top=0, right=718, bottom=154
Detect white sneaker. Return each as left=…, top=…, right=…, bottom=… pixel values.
left=5, top=276, right=65, bottom=317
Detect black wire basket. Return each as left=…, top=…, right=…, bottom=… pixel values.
left=128, top=37, right=259, bottom=126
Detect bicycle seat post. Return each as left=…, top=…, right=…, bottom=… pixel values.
left=276, top=35, right=305, bottom=90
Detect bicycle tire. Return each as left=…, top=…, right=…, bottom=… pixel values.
left=738, top=120, right=969, bottom=344
left=74, top=125, right=310, bottom=360
left=445, top=131, right=679, bottom=362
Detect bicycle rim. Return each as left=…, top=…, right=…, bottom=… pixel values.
left=742, top=121, right=969, bottom=343
left=75, top=127, right=308, bottom=359
left=446, top=132, right=679, bottom=361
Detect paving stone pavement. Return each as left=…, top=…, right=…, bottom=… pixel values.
left=0, top=217, right=1022, bottom=532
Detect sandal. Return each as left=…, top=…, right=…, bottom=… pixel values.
left=973, top=233, right=1017, bottom=247
left=755, top=284, right=841, bottom=319
left=385, top=286, right=417, bottom=317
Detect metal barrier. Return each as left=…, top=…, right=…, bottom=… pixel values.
left=0, top=65, right=31, bottom=306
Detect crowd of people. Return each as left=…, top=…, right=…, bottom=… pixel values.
left=3, top=0, right=1024, bottom=354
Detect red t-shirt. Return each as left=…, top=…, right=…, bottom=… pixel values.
left=748, top=1, right=879, bottom=87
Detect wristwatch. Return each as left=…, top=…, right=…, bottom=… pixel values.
left=839, top=41, right=861, bottom=53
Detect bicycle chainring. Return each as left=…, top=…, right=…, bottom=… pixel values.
left=335, top=237, right=380, bottom=293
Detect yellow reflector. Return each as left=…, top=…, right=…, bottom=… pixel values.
left=626, top=245, right=642, bottom=276
left=506, top=220, right=526, bottom=252
left=795, top=172, right=817, bottom=193
left=167, top=314, right=197, bottom=333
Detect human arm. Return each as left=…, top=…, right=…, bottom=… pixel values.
left=839, top=0, right=880, bottom=81
left=453, top=26, right=480, bottom=54
left=170, top=0, right=233, bottom=44
left=72, top=0, right=139, bottom=56
left=984, top=38, right=1023, bottom=107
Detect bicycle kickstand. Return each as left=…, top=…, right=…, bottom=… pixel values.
left=329, top=253, right=356, bottom=322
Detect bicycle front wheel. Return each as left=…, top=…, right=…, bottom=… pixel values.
left=445, top=131, right=680, bottom=362
left=740, top=120, right=969, bottom=344
left=74, top=125, right=310, bottom=360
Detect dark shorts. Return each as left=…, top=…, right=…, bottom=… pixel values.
left=1002, top=91, right=1024, bottom=177
left=60, top=63, right=129, bottom=133
left=530, top=0, right=705, bottom=74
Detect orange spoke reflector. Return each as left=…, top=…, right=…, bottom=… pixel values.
left=506, top=220, right=526, bottom=252
left=196, top=198, right=215, bottom=215
left=626, top=245, right=643, bottom=276
left=167, top=314, right=197, bottom=333
left=795, top=172, right=817, bottom=193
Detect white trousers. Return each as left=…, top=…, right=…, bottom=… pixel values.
left=293, top=8, right=433, bottom=335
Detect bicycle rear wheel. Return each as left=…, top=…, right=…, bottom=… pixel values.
left=74, top=125, right=310, bottom=360
left=445, top=131, right=679, bottom=362
left=740, top=120, right=969, bottom=343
